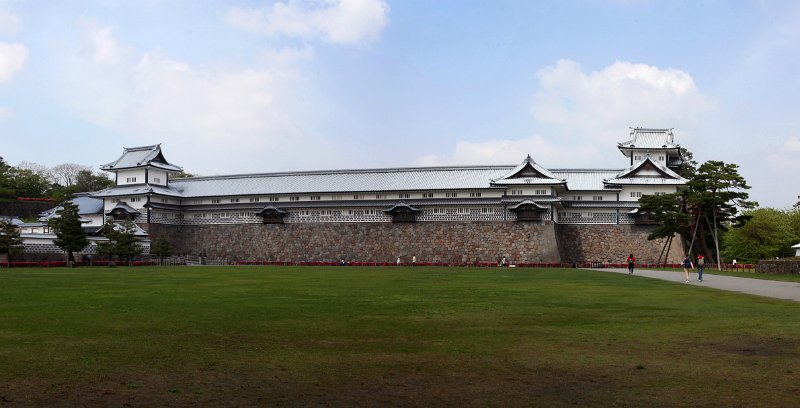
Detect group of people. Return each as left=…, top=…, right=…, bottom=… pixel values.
left=396, top=255, right=417, bottom=266
left=627, top=252, right=707, bottom=283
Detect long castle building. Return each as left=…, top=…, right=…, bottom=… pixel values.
left=87, top=127, right=687, bottom=264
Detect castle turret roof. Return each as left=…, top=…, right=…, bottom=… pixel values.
left=101, top=144, right=183, bottom=172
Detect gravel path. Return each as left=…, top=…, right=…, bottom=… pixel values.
left=589, top=267, right=800, bottom=303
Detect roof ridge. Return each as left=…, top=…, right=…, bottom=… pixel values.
left=171, top=165, right=517, bottom=182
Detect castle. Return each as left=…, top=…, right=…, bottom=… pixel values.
left=23, top=128, right=689, bottom=264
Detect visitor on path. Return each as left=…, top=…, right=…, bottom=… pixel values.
left=697, top=255, right=705, bottom=282
left=501, top=256, right=508, bottom=267
left=732, top=259, right=738, bottom=269
left=412, top=254, right=417, bottom=266
left=397, top=256, right=401, bottom=266
left=682, top=255, right=693, bottom=283
left=626, top=253, right=635, bottom=274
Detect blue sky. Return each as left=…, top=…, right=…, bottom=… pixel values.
left=1, top=0, right=798, bottom=207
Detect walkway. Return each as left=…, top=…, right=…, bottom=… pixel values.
left=590, top=267, right=800, bottom=303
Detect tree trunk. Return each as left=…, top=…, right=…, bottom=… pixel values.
left=67, top=251, right=74, bottom=268
left=706, top=212, right=723, bottom=271
left=687, top=209, right=702, bottom=257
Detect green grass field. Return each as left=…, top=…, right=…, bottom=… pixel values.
left=1, top=266, right=799, bottom=406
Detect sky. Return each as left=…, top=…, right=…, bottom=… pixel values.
left=1, top=0, right=798, bottom=208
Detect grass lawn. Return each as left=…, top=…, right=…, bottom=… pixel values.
left=1, top=266, right=799, bottom=407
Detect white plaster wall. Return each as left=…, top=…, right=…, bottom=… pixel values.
left=117, top=169, right=146, bottom=185
left=149, top=169, right=168, bottom=186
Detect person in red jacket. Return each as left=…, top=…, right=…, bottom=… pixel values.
left=627, top=253, right=635, bottom=274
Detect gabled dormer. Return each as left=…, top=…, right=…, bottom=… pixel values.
left=491, top=155, right=567, bottom=195
left=604, top=155, right=687, bottom=186
left=101, top=144, right=183, bottom=187
left=618, top=127, right=682, bottom=170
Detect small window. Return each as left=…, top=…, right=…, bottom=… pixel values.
left=446, top=192, right=458, bottom=198
left=631, top=191, right=642, bottom=198
left=250, top=197, right=260, bottom=203
left=310, top=196, right=321, bottom=201
left=230, top=198, right=240, bottom=203
left=398, top=193, right=410, bottom=199
left=211, top=199, right=221, bottom=204
left=573, top=196, right=582, bottom=201
left=593, top=196, right=603, bottom=201
left=130, top=197, right=141, bottom=202
left=510, top=189, right=523, bottom=196
left=535, top=189, right=547, bottom=195
left=353, top=195, right=362, bottom=200
left=269, top=197, right=279, bottom=202
left=422, top=193, right=434, bottom=198
left=126, top=177, right=137, bottom=183
left=375, top=194, right=386, bottom=199
left=290, top=196, right=299, bottom=201
left=470, top=192, right=481, bottom=198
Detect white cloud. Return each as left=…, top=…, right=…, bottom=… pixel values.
left=226, top=0, right=390, bottom=45
left=412, top=136, right=597, bottom=167
left=765, top=136, right=800, bottom=171
left=417, top=60, right=713, bottom=169
left=51, top=21, right=343, bottom=175
left=0, top=4, right=21, bottom=35
left=83, top=21, right=126, bottom=64
left=532, top=60, right=714, bottom=148
left=0, top=42, right=27, bottom=84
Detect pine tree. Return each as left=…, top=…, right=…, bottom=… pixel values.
left=0, top=220, right=23, bottom=262
left=151, top=235, right=173, bottom=265
left=49, top=201, right=88, bottom=267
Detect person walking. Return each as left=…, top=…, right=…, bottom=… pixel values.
left=626, top=253, right=635, bottom=274
left=412, top=254, right=417, bottom=266
left=696, top=254, right=705, bottom=282
left=396, top=256, right=401, bottom=266
left=682, top=255, right=693, bottom=283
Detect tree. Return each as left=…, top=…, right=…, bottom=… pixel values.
left=688, top=161, right=757, bottom=268
left=3, top=168, right=52, bottom=198
left=723, top=208, right=794, bottom=262
left=0, top=220, right=23, bottom=261
left=169, top=171, right=195, bottom=179
left=151, top=235, right=173, bottom=265
left=677, top=147, right=698, bottom=179
left=49, top=201, right=89, bottom=267
left=72, top=170, right=114, bottom=192
left=99, top=221, right=142, bottom=266
left=49, top=163, right=92, bottom=187
left=637, top=159, right=756, bottom=269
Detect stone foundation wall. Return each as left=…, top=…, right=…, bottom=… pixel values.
left=146, top=222, right=562, bottom=264
left=756, top=259, right=800, bottom=274
left=145, top=222, right=684, bottom=265
left=556, top=224, right=684, bottom=264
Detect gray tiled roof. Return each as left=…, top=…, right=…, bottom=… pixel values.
left=170, top=166, right=513, bottom=197
left=72, top=195, right=104, bottom=215
left=101, top=144, right=183, bottom=172
left=618, top=127, right=679, bottom=149
left=552, top=170, right=622, bottom=191
left=92, top=184, right=184, bottom=198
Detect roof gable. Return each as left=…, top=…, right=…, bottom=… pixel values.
left=605, top=156, right=687, bottom=185
left=101, top=144, right=183, bottom=172
left=492, top=156, right=565, bottom=186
